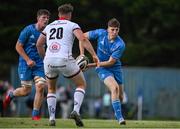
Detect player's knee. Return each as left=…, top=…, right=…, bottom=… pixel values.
left=35, top=84, right=44, bottom=93
left=22, top=87, right=31, bottom=95
left=110, top=85, right=118, bottom=94
left=35, top=77, right=46, bottom=87
left=34, top=77, right=46, bottom=93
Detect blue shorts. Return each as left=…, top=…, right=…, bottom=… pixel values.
left=18, top=64, right=45, bottom=81
left=96, top=67, right=123, bottom=84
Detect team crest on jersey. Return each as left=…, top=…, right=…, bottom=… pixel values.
left=49, top=42, right=61, bottom=53
left=30, top=34, right=35, bottom=39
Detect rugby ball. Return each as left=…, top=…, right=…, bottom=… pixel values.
left=76, top=55, right=89, bottom=71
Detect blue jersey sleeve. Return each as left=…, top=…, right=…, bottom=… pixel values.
left=18, top=26, right=30, bottom=45
left=88, top=29, right=106, bottom=40
left=111, top=45, right=125, bottom=60
left=111, top=40, right=125, bottom=60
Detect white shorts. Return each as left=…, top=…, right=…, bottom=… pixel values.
left=44, top=57, right=80, bottom=79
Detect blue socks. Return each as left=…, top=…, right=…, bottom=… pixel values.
left=32, top=109, right=40, bottom=117
left=112, top=100, right=123, bottom=120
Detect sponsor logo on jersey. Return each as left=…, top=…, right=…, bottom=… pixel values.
left=49, top=42, right=61, bottom=53
left=48, top=64, right=66, bottom=68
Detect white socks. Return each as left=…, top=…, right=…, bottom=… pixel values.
left=73, top=88, right=85, bottom=115
left=47, top=93, right=56, bottom=121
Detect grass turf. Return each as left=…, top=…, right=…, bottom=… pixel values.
left=0, top=117, right=180, bottom=128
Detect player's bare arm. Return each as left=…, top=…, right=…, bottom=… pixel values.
left=79, top=32, right=89, bottom=55
left=98, top=56, right=116, bottom=67
left=74, top=29, right=99, bottom=64
left=87, top=57, right=115, bottom=68
left=86, top=63, right=97, bottom=68
left=36, top=34, right=46, bottom=58
left=16, top=41, right=35, bottom=67
left=79, top=41, right=84, bottom=55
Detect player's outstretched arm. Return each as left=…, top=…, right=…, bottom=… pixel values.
left=74, top=29, right=99, bottom=64
left=98, top=56, right=116, bottom=67
left=78, top=32, right=89, bottom=55
left=79, top=41, right=84, bottom=55
left=87, top=63, right=97, bottom=68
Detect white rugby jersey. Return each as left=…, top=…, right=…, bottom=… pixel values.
left=43, top=20, right=80, bottom=58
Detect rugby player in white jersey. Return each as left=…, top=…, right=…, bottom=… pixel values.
left=36, top=3, right=99, bottom=127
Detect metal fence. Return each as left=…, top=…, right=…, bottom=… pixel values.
left=10, top=66, right=180, bottom=119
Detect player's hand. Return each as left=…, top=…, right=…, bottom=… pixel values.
left=88, top=63, right=97, bottom=68
left=92, top=55, right=99, bottom=63
left=96, top=62, right=101, bottom=67
left=27, top=59, right=36, bottom=67
left=92, top=55, right=100, bottom=67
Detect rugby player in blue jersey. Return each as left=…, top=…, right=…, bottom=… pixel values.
left=3, top=9, right=50, bottom=120
left=80, top=18, right=126, bottom=125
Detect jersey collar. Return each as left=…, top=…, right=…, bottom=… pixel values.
left=58, top=17, right=66, bottom=20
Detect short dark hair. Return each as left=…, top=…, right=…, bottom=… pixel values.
left=108, top=18, right=120, bottom=28
left=37, top=9, right=50, bottom=17
left=58, top=4, right=74, bottom=15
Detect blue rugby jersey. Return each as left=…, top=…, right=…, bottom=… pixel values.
left=18, top=24, right=43, bottom=67
left=88, top=29, right=125, bottom=68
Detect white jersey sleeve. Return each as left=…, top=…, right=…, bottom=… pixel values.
left=44, top=20, right=80, bottom=58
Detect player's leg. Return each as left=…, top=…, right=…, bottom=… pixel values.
left=3, top=66, right=32, bottom=109
left=71, top=71, right=86, bottom=114
left=63, top=59, right=85, bottom=127
left=113, top=69, right=126, bottom=124
left=46, top=77, right=57, bottom=126
left=69, top=71, right=85, bottom=127
left=104, top=76, right=119, bottom=100
left=44, top=58, right=58, bottom=126
left=3, top=81, right=32, bottom=109
left=97, top=68, right=125, bottom=125
left=104, top=76, right=125, bottom=125
left=12, top=82, right=32, bottom=96
left=32, top=76, right=46, bottom=120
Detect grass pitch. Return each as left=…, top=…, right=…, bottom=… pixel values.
left=0, top=117, right=180, bottom=129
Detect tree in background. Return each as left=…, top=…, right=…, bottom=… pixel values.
left=0, top=0, right=180, bottom=67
